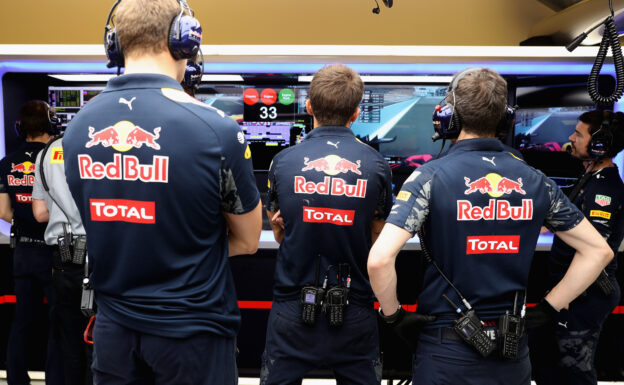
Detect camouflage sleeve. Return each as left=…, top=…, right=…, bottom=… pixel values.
left=385, top=169, right=432, bottom=235
left=374, top=159, right=393, bottom=220
left=32, top=151, right=45, bottom=200
left=543, top=174, right=584, bottom=232
left=219, top=120, right=260, bottom=214
left=266, top=159, right=279, bottom=213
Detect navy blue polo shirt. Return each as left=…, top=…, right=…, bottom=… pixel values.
left=0, top=141, right=47, bottom=240
left=550, top=166, right=624, bottom=277
left=387, top=138, right=584, bottom=328
left=267, top=125, right=393, bottom=304
left=63, top=74, right=260, bottom=338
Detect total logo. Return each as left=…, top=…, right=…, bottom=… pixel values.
left=464, top=173, right=526, bottom=196
left=79, top=121, right=168, bottom=183
left=90, top=199, right=155, bottom=224
left=302, top=155, right=362, bottom=175
left=15, top=193, right=32, bottom=203
left=303, top=206, right=355, bottom=226
left=85, top=121, right=161, bottom=151
left=466, top=235, right=520, bottom=254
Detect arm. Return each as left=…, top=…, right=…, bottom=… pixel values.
left=224, top=200, right=262, bottom=257
left=266, top=209, right=284, bottom=244
left=371, top=218, right=385, bottom=244
left=367, top=223, right=413, bottom=316
left=32, top=199, right=49, bottom=223
left=545, top=218, right=613, bottom=310
left=0, top=193, right=13, bottom=224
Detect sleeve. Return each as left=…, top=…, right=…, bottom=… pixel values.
left=385, top=168, right=432, bottom=235
left=373, top=158, right=393, bottom=220
left=542, top=174, right=585, bottom=232
left=266, top=157, right=279, bottom=213
left=580, top=181, right=621, bottom=239
left=32, top=151, right=46, bottom=200
left=218, top=120, right=261, bottom=214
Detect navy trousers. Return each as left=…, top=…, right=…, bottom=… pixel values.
left=92, top=310, right=238, bottom=385
left=531, top=280, right=620, bottom=385
left=260, top=300, right=382, bottom=385
left=412, top=329, right=531, bottom=385
left=6, top=244, right=64, bottom=385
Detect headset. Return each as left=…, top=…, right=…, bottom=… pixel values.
left=588, top=113, right=614, bottom=159
left=104, top=0, right=202, bottom=69
left=432, top=68, right=516, bottom=141
left=182, top=49, right=204, bottom=91
left=14, top=101, right=60, bottom=139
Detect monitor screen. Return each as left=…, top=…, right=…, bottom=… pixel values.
left=48, top=86, right=104, bottom=128
left=513, top=106, right=593, bottom=152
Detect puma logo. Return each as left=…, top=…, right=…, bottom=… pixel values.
left=327, top=141, right=339, bottom=149
left=25, top=152, right=33, bottom=157
left=558, top=321, right=568, bottom=328
left=482, top=156, right=496, bottom=166
left=119, top=97, right=136, bottom=111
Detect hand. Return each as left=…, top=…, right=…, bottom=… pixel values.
left=271, top=210, right=284, bottom=229
left=381, top=308, right=436, bottom=351
left=525, top=298, right=559, bottom=329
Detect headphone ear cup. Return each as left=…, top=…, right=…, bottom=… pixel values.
left=105, top=29, right=124, bottom=68
left=589, top=130, right=613, bottom=159
left=168, top=14, right=202, bottom=60
left=450, top=107, right=461, bottom=135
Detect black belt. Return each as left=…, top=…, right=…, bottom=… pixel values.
left=422, top=327, right=463, bottom=341
left=18, top=236, right=47, bottom=245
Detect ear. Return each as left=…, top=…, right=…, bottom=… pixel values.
left=305, top=99, right=313, bottom=116
left=348, top=107, right=361, bottom=123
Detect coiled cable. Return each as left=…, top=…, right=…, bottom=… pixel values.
left=587, top=14, right=624, bottom=105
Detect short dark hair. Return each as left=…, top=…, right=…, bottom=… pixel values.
left=19, top=100, right=51, bottom=137
left=447, top=68, right=508, bottom=137
left=578, top=109, right=624, bottom=158
left=309, top=64, right=364, bottom=126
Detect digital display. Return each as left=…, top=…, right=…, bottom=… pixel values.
left=243, top=87, right=297, bottom=122
left=48, top=86, right=104, bottom=128
left=305, top=293, right=316, bottom=304
left=513, top=106, right=593, bottom=152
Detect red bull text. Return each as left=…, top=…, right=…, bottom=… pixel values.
left=457, top=199, right=533, bottom=221
left=294, top=176, right=367, bottom=198
left=8, top=175, right=34, bottom=186
left=78, top=154, right=169, bottom=183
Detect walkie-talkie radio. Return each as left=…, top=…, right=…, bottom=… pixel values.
left=498, top=292, right=525, bottom=360
left=301, top=255, right=325, bottom=325
left=444, top=295, right=496, bottom=357
left=80, top=254, right=95, bottom=317
left=58, top=224, right=72, bottom=263
left=72, top=235, right=87, bottom=265
left=326, top=264, right=351, bottom=327
left=9, top=219, right=16, bottom=249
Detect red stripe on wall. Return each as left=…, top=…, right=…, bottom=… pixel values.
left=237, top=300, right=273, bottom=309
left=0, top=295, right=15, bottom=304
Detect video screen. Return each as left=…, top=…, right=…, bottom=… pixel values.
left=513, top=106, right=593, bottom=152
left=48, top=86, right=104, bottom=127
left=350, top=85, right=447, bottom=170
left=196, top=85, right=311, bottom=170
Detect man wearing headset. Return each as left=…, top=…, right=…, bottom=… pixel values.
left=367, top=68, right=614, bottom=385
left=0, top=100, right=63, bottom=385
left=532, top=110, right=624, bottom=385
left=62, top=0, right=262, bottom=383
left=32, top=135, right=91, bottom=385
left=262, top=64, right=393, bottom=385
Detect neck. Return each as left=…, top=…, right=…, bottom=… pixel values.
left=584, top=157, right=614, bottom=172
left=123, top=50, right=184, bottom=82
left=456, top=129, right=493, bottom=141
left=27, top=133, right=51, bottom=144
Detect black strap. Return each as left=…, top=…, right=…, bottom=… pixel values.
left=38, top=134, right=72, bottom=227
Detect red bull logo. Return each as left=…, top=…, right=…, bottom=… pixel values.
left=11, top=161, right=35, bottom=174
left=457, top=199, right=533, bottom=221
left=464, top=173, right=526, bottom=196
left=301, top=155, right=361, bottom=175
left=85, top=121, right=161, bottom=151
left=78, top=154, right=169, bottom=183
left=294, top=176, right=367, bottom=198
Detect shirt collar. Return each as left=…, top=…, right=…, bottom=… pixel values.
left=305, top=125, right=357, bottom=139
left=104, top=73, right=184, bottom=92
left=447, top=138, right=505, bottom=155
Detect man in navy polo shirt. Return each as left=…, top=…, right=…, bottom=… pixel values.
left=532, top=110, right=624, bottom=385
left=62, top=0, right=262, bottom=383
left=367, top=68, right=614, bottom=385
left=262, top=64, right=393, bottom=385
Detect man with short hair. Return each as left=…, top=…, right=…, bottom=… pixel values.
left=532, top=110, right=624, bottom=385
left=368, top=67, right=614, bottom=385
left=262, top=64, right=393, bottom=385
left=63, top=0, right=262, bottom=383
left=0, top=100, right=63, bottom=385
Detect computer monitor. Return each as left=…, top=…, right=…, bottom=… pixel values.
left=48, top=86, right=104, bottom=128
